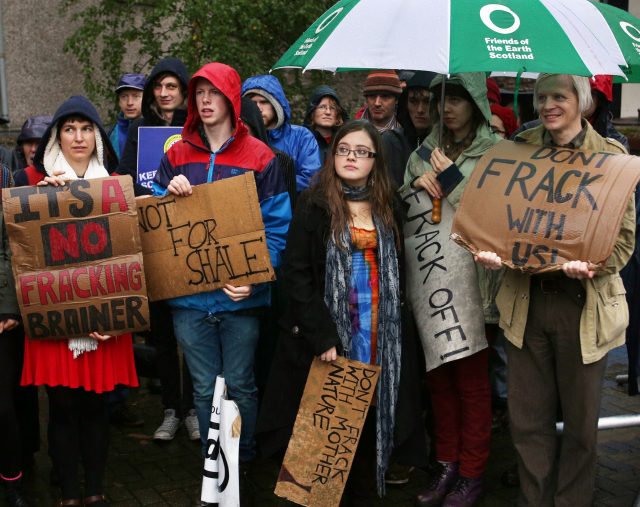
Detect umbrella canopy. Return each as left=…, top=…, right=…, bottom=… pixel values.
left=273, top=0, right=626, bottom=78
left=592, top=2, right=640, bottom=82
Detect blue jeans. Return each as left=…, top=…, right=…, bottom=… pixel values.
left=172, top=309, right=259, bottom=462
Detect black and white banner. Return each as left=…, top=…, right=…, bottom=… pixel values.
left=401, top=187, right=487, bottom=372
left=201, top=375, right=241, bottom=506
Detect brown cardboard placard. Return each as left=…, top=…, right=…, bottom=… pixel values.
left=451, top=140, right=640, bottom=274
left=275, top=356, right=380, bottom=507
left=2, top=176, right=150, bottom=339
left=136, top=173, right=275, bottom=301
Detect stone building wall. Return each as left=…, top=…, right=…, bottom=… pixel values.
left=1, top=0, right=84, bottom=132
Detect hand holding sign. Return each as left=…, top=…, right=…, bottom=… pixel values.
left=167, top=174, right=193, bottom=196
left=38, top=168, right=68, bottom=187
left=474, top=251, right=503, bottom=270
left=562, top=260, right=595, bottom=280
left=319, top=346, right=337, bottom=362
left=222, top=283, right=252, bottom=302
left=89, top=331, right=113, bottom=341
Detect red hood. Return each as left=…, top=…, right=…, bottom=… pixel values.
left=590, top=75, right=613, bottom=103
left=182, top=62, right=246, bottom=144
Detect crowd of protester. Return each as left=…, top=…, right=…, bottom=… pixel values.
left=0, top=58, right=637, bottom=507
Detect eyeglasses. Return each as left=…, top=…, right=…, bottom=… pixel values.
left=335, top=146, right=377, bottom=158
left=316, top=104, right=338, bottom=113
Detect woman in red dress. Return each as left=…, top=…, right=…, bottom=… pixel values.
left=17, top=96, right=138, bottom=507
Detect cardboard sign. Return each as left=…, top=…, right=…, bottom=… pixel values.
left=275, top=356, right=380, bottom=507
left=137, top=126, right=182, bottom=188
left=137, top=173, right=275, bottom=301
left=2, top=176, right=150, bottom=339
left=451, top=141, right=640, bottom=273
left=401, top=187, right=487, bottom=371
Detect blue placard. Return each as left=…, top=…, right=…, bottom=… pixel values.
left=137, top=126, right=183, bottom=188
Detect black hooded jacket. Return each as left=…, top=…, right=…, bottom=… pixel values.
left=241, top=96, right=297, bottom=209
left=303, top=85, right=348, bottom=165
left=15, top=96, right=118, bottom=186
left=116, top=57, right=190, bottom=194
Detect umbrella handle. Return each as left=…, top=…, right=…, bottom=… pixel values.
left=432, top=197, right=442, bottom=223
left=438, top=78, right=446, bottom=148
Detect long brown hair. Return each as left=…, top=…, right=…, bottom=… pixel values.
left=429, top=87, right=484, bottom=161
left=310, top=119, right=398, bottom=248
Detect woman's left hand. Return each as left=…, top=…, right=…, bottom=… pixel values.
left=38, top=168, right=68, bottom=187
left=562, top=260, right=595, bottom=280
left=89, top=332, right=113, bottom=341
left=319, top=346, right=337, bottom=362
left=430, top=147, right=454, bottom=174
left=222, top=284, right=252, bottom=302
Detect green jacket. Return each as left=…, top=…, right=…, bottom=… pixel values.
left=402, top=72, right=503, bottom=323
left=497, top=122, right=634, bottom=364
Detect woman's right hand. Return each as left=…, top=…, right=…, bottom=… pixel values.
left=474, top=251, right=502, bottom=270
left=0, top=318, right=19, bottom=333
left=319, top=346, right=337, bottom=362
left=413, top=171, right=443, bottom=199
left=167, top=175, right=192, bottom=196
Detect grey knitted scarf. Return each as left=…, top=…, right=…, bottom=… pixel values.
left=324, top=219, right=401, bottom=496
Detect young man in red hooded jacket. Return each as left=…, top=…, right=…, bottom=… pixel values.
left=152, top=62, right=291, bottom=496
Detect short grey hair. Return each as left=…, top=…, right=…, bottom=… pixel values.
left=533, top=74, right=593, bottom=113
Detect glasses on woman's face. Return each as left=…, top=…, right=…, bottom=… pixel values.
left=317, top=104, right=338, bottom=113
left=335, top=145, right=377, bottom=158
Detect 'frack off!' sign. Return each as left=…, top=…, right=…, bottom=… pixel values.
left=401, top=188, right=487, bottom=372
left=2, top=176, right=150, bottom=339
left=137, top=173, right=275, bottom=301
left=451, top=141, right=640, bottom=274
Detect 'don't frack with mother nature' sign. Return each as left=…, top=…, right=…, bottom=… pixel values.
left=136, top=173, right=275, bottom=301
left=451, top=140, right=640, bottom=274
left=2, top=176, right=150, bottom=339
left=275, top=356, right=380, bottom=507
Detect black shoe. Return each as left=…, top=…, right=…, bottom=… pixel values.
left=239, top=463, right=256, bottom=507
left=3, top=477, right=32, bottom=507
left=500, top=463, right=519, bottom=488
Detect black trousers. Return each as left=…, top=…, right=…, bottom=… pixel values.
left=47, top=386, right=109, bottom=499
left=0, top=326, right=39, bottom=477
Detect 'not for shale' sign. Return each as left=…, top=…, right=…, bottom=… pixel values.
left=137, top=173, right=275, bottom=301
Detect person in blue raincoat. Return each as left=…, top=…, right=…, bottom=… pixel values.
left=242, top=75, right=321, bottom=192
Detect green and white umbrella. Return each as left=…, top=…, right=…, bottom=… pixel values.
left=593, top=2, right=640, bottom=82
left=273, top=0, right=626, bottom=78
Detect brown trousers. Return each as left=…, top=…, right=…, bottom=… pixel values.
left=506, top=278, right=607, bottom=507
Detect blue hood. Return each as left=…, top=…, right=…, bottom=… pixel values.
left=241, top=75, right=291, bottom=127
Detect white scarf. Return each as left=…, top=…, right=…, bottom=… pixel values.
left=43, top=123, right=110, bottom=358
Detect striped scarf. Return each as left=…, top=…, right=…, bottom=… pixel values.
left=324, top=218, right=401, bottom=496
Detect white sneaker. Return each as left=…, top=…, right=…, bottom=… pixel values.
left=184, top=409, right=200, bottom=441
left=153, top=409, right=180, bottom=441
